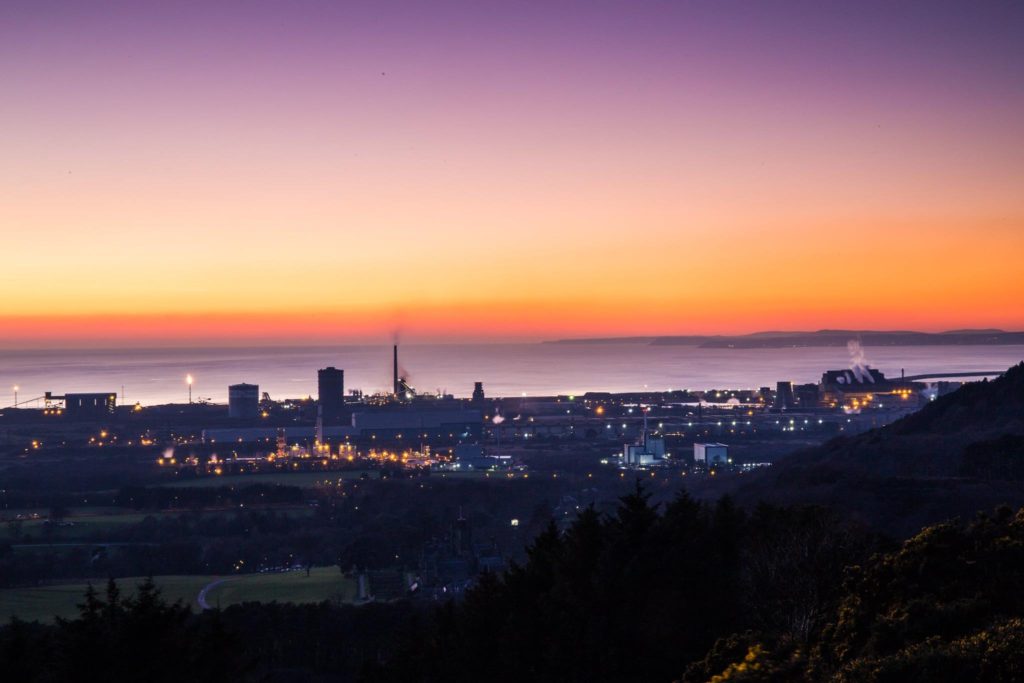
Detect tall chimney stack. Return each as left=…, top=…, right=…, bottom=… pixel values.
left=393, top=344, right=399, bottom=395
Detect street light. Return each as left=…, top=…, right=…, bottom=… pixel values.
left=186, top=374, right=193, bottom=404
left=12, top=385, right=18, bottom=407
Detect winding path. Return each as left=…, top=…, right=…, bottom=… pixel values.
left=197, top=578, right=231, bottom=610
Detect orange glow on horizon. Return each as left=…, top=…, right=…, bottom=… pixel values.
left=3, top=288, right=1023, bottom=348
left=3, top=4, right=1023, bottom=345
left=4, top=210, right=1023, bottom=346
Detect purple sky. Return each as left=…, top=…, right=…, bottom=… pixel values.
left=2, top=1, right=1023, bottom=343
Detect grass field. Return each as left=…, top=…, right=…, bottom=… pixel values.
left=204, top=567, right=356, bottom=608
left=0, top=575, right=215, bottom=623
left=1, top=507, right=315, bottom=542
left=1, top=511, right=176, bottom=542
left=0, top=567, right=356, bottom=623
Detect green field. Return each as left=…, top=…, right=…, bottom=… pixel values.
left=0, top=567, right=356, bottom=623
left=1, top=511, right=175, bottom=542
left=0, top=575, right=214, bottom=623
left=1, top=507, right=315, bottom=542
left=204, top=567, right=356, bottom=608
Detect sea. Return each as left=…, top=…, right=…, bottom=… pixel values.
left=1, top=344, right=1022, bottom=407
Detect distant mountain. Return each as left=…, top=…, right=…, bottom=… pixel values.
left=733, top=362, right=1024, bottom=537
left=545, top=329, right=1024, bottom=348
left=540, top=336, right=658, bottom=344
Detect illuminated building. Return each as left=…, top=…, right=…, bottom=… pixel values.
left=693, top=442, right=729, bottom=467
left=352, top=408, right=483, bottom=442
left=47, top=392, right=117, bottom=418
left=821, top=367, right=895, bottom=405
left=821, top=367, right=889, bottom=395
left=622, top=412, right=666, bottom=467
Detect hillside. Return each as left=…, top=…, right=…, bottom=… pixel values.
left=735, top=362, right=1024, bottom=537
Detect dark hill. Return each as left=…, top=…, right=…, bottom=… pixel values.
left=735, top=362, right=1024, bottom=537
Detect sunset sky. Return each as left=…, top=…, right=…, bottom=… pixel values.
left=2, top=0, right=1023, bottom=346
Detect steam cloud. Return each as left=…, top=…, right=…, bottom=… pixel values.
left=847, top=340, right=875, bottom=384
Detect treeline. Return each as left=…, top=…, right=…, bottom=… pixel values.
left=0, top=578, right=417, bottom=682
left=376, top=487, right=879, bottom=682
left=0, top=506, right=321, bottom=585
left=0, top=452, right=159, bottom=499
left=0, top=578, right=422, bottom=682
left=8, top=491, right=1024, bottom=680
left=1, top=578, right=243, bottom=682
left=377, top=490, right=1024, bottom=682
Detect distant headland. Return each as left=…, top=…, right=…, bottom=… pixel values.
left=544, top=329, right=1024, bottom=348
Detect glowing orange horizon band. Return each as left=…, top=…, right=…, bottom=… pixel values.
left=3, top=301, right=1022, bottom=347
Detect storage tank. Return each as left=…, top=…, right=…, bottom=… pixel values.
left=228, top=383, right=259, bottom=419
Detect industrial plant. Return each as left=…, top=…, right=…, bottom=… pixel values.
left=0, top=341, right=1007, bottom=482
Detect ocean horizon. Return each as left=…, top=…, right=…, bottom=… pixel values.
left=2, top=343, right=1022, bottom=407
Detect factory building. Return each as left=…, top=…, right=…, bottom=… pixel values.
left=820, top=367, right=892, bottom=401
left=693, top=442, right=729, bottom=467
left=318, top=367, right=345, bottom=418
left=794, top=383, right=821, bottom=409
left=202, top=425, right=356, bottom=443
left=449, top=443, right=512, bottom=471
left=60, top=392, right=117, bottom=418
left=228, top=383, right=259, bottom=419
left=622, top=414, right=666, bottom=467
left=819, top=367, right=920, bottom=410
left=351, top=408, right=483, bottom=442
left=773, top=381, right=795, bottom=410
left=471, top=382, right=485, bottom=406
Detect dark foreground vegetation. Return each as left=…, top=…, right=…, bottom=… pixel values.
left=379, top=494, right=1024, bottom=683
left=5, top=489, right=1024, bottom=682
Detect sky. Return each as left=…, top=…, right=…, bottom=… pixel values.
left=2, top=0, right=1023, bottom=346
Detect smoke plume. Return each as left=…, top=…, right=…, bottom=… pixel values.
left=847, top=340, right=875, bottom=383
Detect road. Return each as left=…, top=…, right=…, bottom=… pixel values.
left=197, top=578, right=231, bottom=610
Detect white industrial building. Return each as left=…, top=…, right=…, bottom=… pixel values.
left=693, top=442, right=729, bottom=467
left=622, top=414, right=667, bottom=468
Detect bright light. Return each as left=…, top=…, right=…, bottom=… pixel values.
left=186, top=374, right=194, bottom=385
